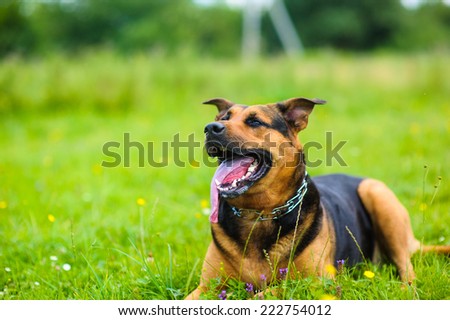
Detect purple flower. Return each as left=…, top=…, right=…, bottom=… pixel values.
left=337, top=259, right=345, bottom=266
left=279, top=268, right=288, bottom=277
left=245, top=283, right=254, bottom=293
left=218, top=290, right=227, bottom=300
left=260, top=274, right=267, bottom=282
left=337, top=259, right=345, bottom=273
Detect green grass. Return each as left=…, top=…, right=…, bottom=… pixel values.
left=0, top=51, right=449, bottom=300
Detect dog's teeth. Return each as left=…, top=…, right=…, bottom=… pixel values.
left=215, top=179, right=220, bottom=186
left=232, top=180, right=237, bottom=188
left=248, top=166, right=255, bottom=173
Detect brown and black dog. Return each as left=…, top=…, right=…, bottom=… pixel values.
left=186, top=97, right=449, bottom=299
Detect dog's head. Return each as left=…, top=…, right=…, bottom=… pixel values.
left=204, top=97, right=325, bottom=222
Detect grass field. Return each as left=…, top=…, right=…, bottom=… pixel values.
left=0, top=51, right=449, bottom=300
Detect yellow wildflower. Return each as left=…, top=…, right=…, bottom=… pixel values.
left=325, top=264, right=337, bottom=276
left=48, top=214, right=56, bottom=223
left=320, top=294, right=337, bottom=300
left=200, top=199, right=209, bottom=209
left=190, top=160, right=200, bottom=168
left=137, top=198, right=146, bottom=206
left=364, top=270, right=375, bottom=279
left=92, top=164, right=103, bottom=175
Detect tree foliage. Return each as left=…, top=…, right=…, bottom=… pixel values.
left=283, top=0, right=405, bottom=50
left=0, top=0, right=449, bottom=57
left=0, top=0, right=35, bottom=55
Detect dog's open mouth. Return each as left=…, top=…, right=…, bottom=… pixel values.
left=208, top=145, right=272, bottom=199
left=207, top=143, right=272, bottom=223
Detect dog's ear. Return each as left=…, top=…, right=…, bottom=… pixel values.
left=276, top=97, right=326, bottom=132
left=203, top=98, right=234, bottom=120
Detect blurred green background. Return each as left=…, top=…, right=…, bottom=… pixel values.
left=0, top=0, right=449, bottom=299
left=1, top=0, right=450, bottom=59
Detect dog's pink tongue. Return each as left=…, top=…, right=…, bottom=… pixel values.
left=210, top=156, right=254, bottom=223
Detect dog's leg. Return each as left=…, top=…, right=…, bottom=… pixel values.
left=292, top=212, right=335, bottom=278
left=185, top=287, right=205, bottom=300
left=358, top=179, right=420, bottom=283
left=185, top=242, right=234, bottom=300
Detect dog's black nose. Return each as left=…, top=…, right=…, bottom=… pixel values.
left=204, top=122, right=225, bottom=135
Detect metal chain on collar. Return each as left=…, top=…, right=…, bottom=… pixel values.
left=230, top=173, right=309, bottom=221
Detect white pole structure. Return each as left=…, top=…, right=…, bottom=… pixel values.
left=269, top=0, right=303, bottom=56
left=242, top=0, right=263, bottom=60
left=241, top=0, right=303, bottom=60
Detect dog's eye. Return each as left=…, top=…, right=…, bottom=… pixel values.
left=245, top=117, right=264, bottom=128
left=221, top=112, right=231, bottom=121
